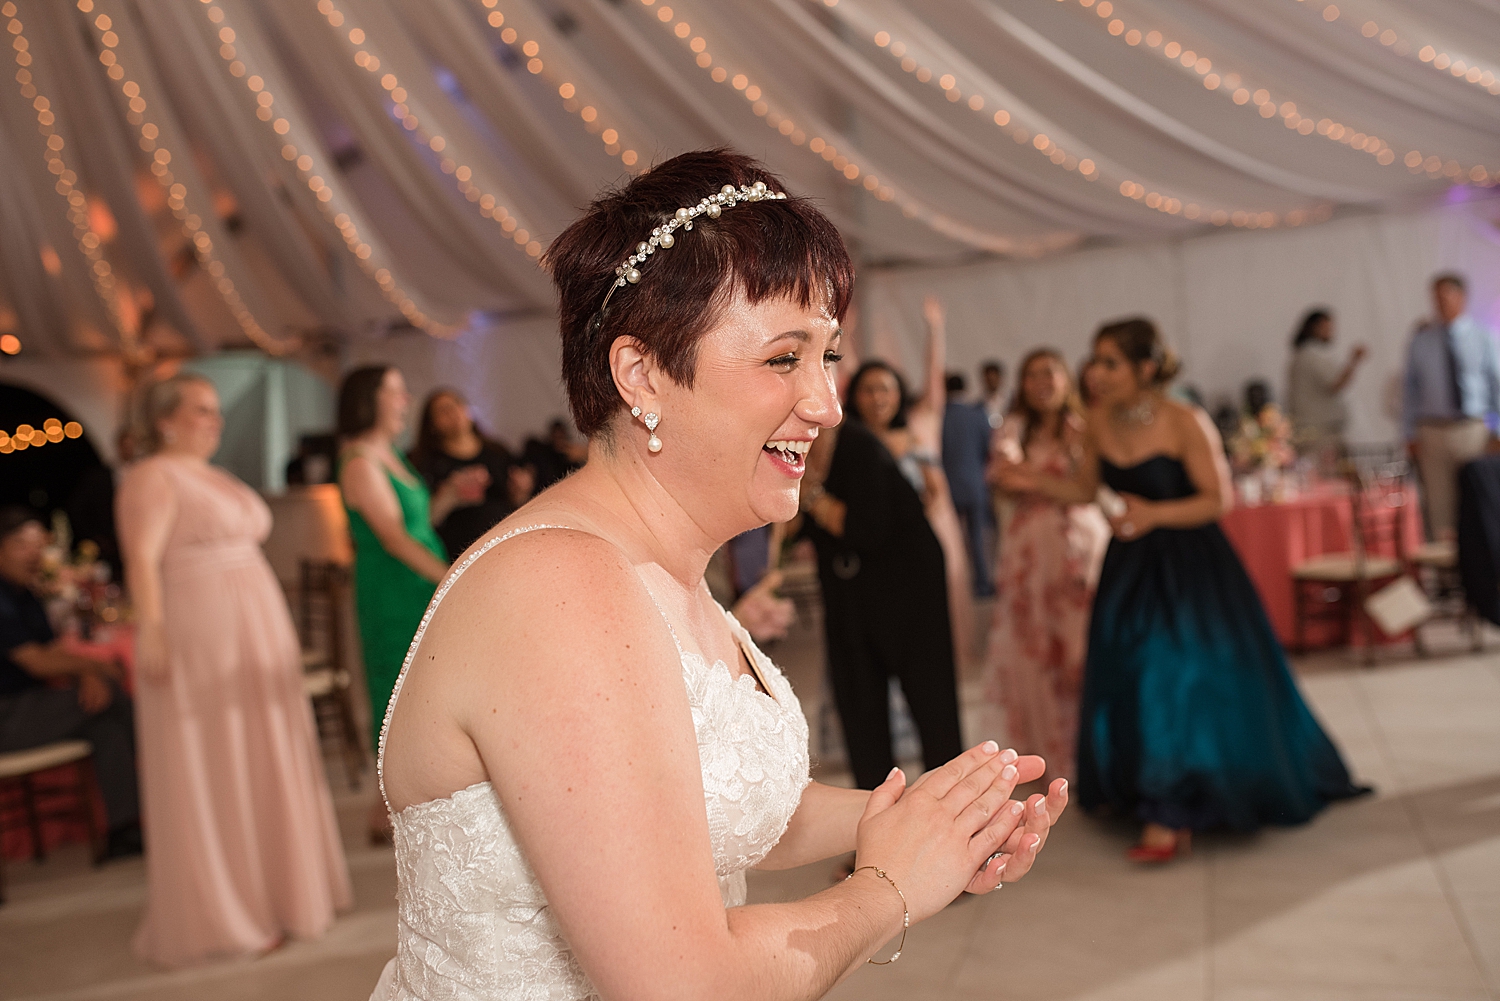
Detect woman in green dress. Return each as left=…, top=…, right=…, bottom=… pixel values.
left=335, top=366, right=486, bottom=840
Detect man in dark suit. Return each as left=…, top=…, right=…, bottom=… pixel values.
left=941, top=374, right=996, bottom=597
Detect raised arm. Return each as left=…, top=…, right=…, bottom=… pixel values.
left=340, top=452, right=449, bottom=583
left=116, top=460, right=178, bottom=682
left=916, top=296, right=947, bottom=420
left=419, top=530, right=1054, bottom=1001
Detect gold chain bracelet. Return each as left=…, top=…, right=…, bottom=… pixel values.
left=844, top=865, right=909, bottom=964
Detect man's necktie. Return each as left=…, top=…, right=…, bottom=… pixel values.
left=1445, top=325, right=1465, bottom=416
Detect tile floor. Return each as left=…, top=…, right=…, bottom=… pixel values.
left=1, top=611, right=1495, bottom=1001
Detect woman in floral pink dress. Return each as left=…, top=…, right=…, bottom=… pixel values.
left=984, top=350, right=1110, bottom=782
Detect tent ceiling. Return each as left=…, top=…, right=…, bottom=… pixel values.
left=0, top=0, right=1494, bottom=360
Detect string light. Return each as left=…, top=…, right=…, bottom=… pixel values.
left=854, top=8, right=1327, bottom=229
left=0, top=418, right=83, bottom=455
left=6, top=3, right=135, bottom=340
left=202, top=1, right=457, bottom=336
left=637, top=0, right=1039, bottom=254
left=1070, top=0, right=1496, bottom=187
left=471, top=0, right=643, bottom=170
left=314, top=0, right=543, bottom=259
left=1294, top=0, right=1500, bottom=97
left=80, top=0, right=296, bottom=354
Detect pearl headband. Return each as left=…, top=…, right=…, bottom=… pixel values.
left=596, top=180, right=787, bottom=319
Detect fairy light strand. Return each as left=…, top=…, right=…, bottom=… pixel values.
left=637, top=0, right=1040, bottom=254
left=1294, top=1, right=1500, bottom=98
left=471, top=0, right=643, bottom=171
left=79, top=0, right=295, bottom=354
left=1069, top=0, right=1496, bottom=187
left=314, top=0, right=543, bottom=259
left=199, top=0, right=455, bottom=335
left=0, top=418, right=83, bottom=455
left=6, top=3, right=136, bottom=340
left=857, top=13, right=1329, bottom=231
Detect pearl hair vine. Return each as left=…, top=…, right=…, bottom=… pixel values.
left=595, top=180, right=787, bottom=319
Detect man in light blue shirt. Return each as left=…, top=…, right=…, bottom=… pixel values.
left=1402, top=273, right=1500, bottom=537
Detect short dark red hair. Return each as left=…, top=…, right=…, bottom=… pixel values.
left=543, top=149, right=855, bottom=437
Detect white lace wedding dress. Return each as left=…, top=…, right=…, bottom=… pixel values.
left=370, top=525, right=811, bottom=1001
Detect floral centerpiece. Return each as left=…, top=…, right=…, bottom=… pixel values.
left=1227, top=405, right=1298, bottom=504
left=1228, top=404, right=1296, bottom=475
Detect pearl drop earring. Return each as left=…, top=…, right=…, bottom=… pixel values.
left=643, top=412, right=661, bottom=453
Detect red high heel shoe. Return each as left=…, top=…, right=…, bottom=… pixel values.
left=1126, top=829, right=1191, bottom=863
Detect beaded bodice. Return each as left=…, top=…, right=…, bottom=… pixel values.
left=371, top=525, right=810, bottom=1001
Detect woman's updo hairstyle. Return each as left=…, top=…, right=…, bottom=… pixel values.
left=137, top=372, right=215, bottom=455
left=543, top=149, right=855, bottom=438
left=1094, top=317, right=1180, bottom=386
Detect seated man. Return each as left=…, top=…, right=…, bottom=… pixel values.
left=0, top=506, right=141, bottom=859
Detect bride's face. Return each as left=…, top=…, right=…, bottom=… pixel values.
left=648, top=292, right=843, bottom=536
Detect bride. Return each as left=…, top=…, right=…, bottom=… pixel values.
left=372, top=150, right=1068, bottom=1001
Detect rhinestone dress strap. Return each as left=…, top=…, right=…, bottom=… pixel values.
left=376, top=523, right=571, bottom=806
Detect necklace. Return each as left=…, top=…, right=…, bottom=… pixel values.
left=1113, top=398, right=1155, bottom=427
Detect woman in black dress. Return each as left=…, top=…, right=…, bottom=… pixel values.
left=409, top=389, right=534, bottom=560
left=998, top=319, right=1367, bottom=862
left=801, top=363, right=963, bottom=790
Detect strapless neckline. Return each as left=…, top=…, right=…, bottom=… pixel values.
left=1099, top=452, right=1182, bottom=472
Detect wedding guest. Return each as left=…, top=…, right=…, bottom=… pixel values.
left=839, top=297, right=977, bottom=666
left=371, top=151, right=1064, bottom=999
left=409, top=388, right=535, bottom=559
left=1243, top=379, right=1273, bottom=420
left=1402, top=273, right=1500, bottom=539
left=980, top=359, right=1007, bottom=428
left=336, top=366, right=484, bottom=840
left=943, top=373, right=997, bottom=597
left=805, top=358, right=963, bottom=789
left=1287, top=308, right=1366, bottom=449
left=984, top=350, right=1110, bottom=782
left=0, top=507, right=141, bottom=860
left=523, top=418, right=588, bottom=491
left=997, top=318, right=1368, bottom=862
left=118, top=374, right=351, bottom=966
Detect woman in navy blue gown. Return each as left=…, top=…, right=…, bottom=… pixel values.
left=997, top=319, right=1367, bottom=861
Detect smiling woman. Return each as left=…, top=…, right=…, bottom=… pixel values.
left=369, top=150, right=1069, bottom=1001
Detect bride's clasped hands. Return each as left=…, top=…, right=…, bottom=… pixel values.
left=854, top=743, right=1066, bottom=924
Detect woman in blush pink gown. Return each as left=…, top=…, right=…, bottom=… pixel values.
left=984, top=350, right=1109, bottom=782
left=118, top=374, right=351, bottom=967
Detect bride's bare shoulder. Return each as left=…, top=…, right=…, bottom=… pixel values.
left=422, top=521, right=663, bottom=669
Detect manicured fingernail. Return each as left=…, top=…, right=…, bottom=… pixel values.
left=1059, top=779, right=1068, bottom=793
left=1028, top=834, right=1041, bottom=849
left=1010, top=801, right=1024, bottom=816
left=887, top=767, right=902, bottom=781
left=994, top=859, right=1007, bottom=874
left=999, top=748, right=1018, bottom=764
left=1001, top=764, right=1017, bottom=780
left=982, top=740, right=999, bottom=754
left=1035, top=800, right=1047, bottom=815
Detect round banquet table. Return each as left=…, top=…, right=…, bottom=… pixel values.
left=1219, top=480, right=1424, bottom=649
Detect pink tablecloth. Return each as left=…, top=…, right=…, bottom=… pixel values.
left=1220, top=482, right=1423, bottom=648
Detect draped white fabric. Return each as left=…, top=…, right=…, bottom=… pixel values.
left=0, top=0, right=1494, bottom=366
